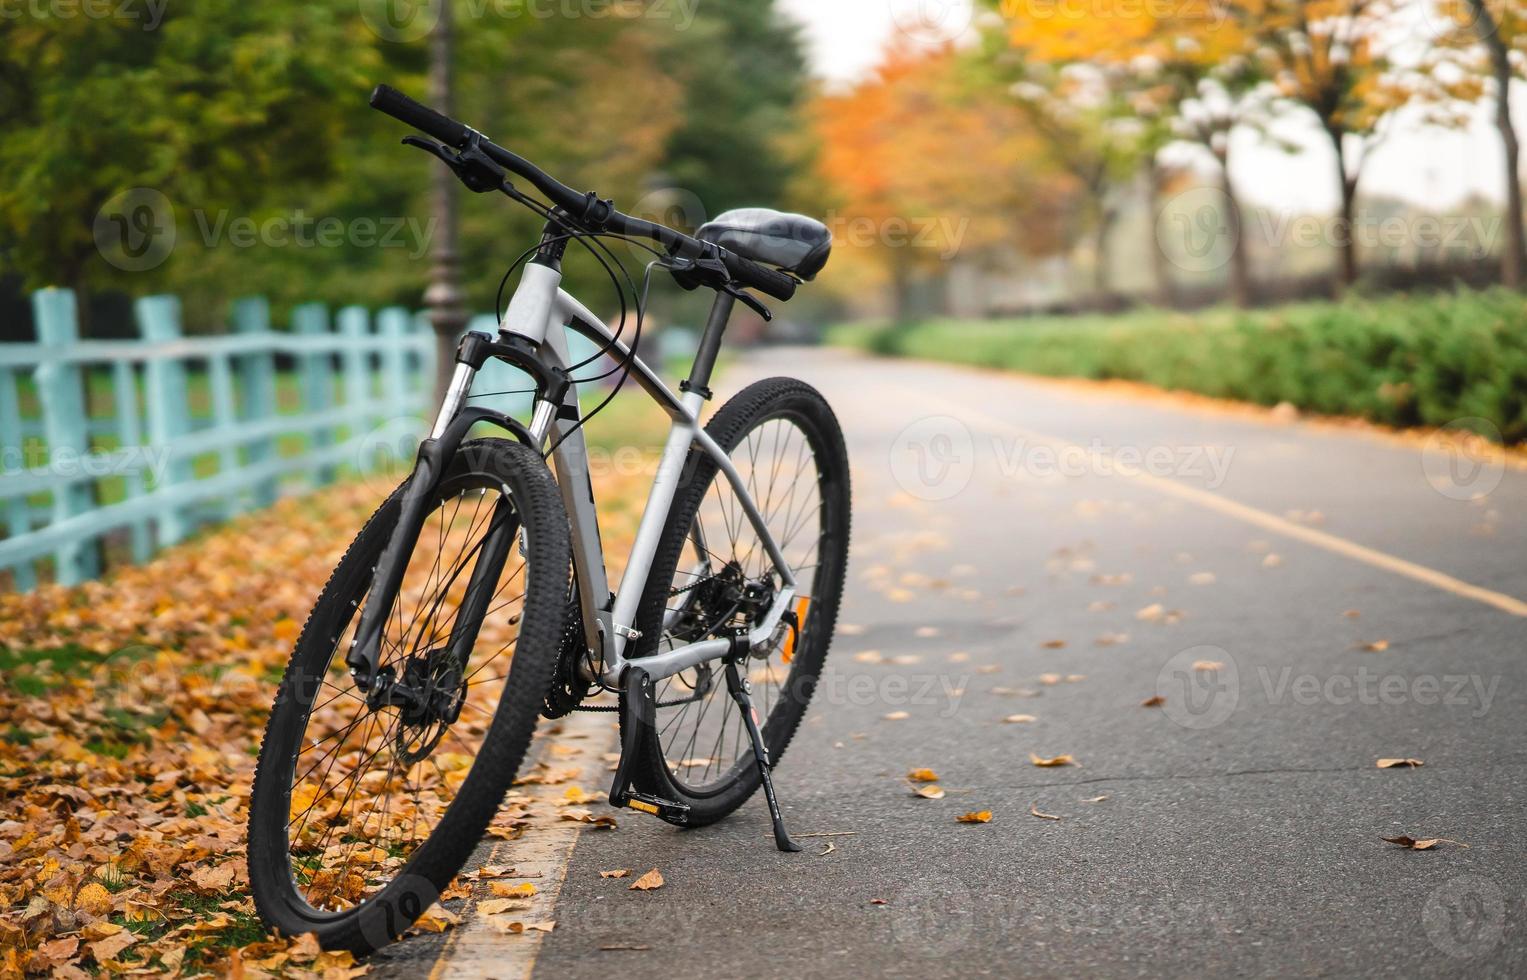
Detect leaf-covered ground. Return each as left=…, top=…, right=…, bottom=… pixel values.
left=0, top=466, right=649, bottom=978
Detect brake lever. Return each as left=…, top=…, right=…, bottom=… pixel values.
left=662, top=254, right=773, bottom=321
left=401, top=134, right=509, bottom=194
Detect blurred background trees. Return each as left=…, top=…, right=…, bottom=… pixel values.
left=2, top=0, right=1526, bottom=334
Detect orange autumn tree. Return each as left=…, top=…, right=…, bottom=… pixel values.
left=812, top=43, right=1068, bottom=321
left=994, top=0, right=1266, bottom=305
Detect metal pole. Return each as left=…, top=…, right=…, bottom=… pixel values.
left=426, top=0, right=468, bottom=404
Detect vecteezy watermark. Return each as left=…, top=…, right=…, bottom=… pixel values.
left=94, top=189, right=436, bottom=272
left=1156, top=186, right=1502, bottom=273
left=890, top=415, right=976, bottom=502
left=0, top=0, right=167, bottom=30
left=817, top=669, right=969, bottom=719
left=888, top=0, right=975, bottom=45
left=1156, top=645, right=1239, bottom=730
left=2, top=444, right=172, bottom=487
left=358, top=0, right=699, bottom=42
left=992, top=439, right=1235, bottom=488
left=1421, top=418, right=1505, bottom=501
left=823, top=211, right=972, bottom=262
left=1422, top=876, right=1507, bottom=960
left=885, top=873, right=977, bottom=957
left=1256, top=667, right=1500, bottom=717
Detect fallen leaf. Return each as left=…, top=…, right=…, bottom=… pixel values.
left=599, top=869, right=631, bottom=879
left=1083, top=794, right=1110, bottom=803
left=476, top=898, right=527, bottom=916
left=629, top=868, right=665, bottom=891
left=1382, top=835, right=1467, bottom=851
left=1095, top=631, right=1129, bottom=647
left=1359, top=640, right=1391, bottom=652
left=1029, top=804, right=1062, bottom=821
left=883, top=711, right=909, bottom=721
left=88, top=930, right=137, bottom=963
left=1189, top=572, right=1217, bottom=585
left=1376, top=758, right=1423, bottom=769
left=1343, top=609, right=1361, bottom=618
left=1191, top=660, right=1223, bottom=671
left=490, top=882, right=539, bottom=898
left=956, top=810, right=993, bottom=824
left=1029, top=753, right=1075, bottom=767
left=912, top=784, right=946, bottom=800
left=1003, top=714, right=1036, bottom=724
left=870, top=898, right=888, bottom=905
left=907, top=768, right=939, bottom=782
left=1041, top=639, right=1067, bottom=649
left=819, top=842, right=836, bottom=856
left=1140, top=695, right=1166, bottom=708
left=914, top=626, right=939, bottom=638
left=1136, top=603, right=1165, bottom=622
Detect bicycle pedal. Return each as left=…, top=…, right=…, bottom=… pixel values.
left=615, top=792, right=691, bottom=824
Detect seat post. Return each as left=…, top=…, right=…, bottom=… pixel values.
left=683, top=290, right=735, bottom=400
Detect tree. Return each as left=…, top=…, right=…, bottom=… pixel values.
left=1234, top=0, right=1409, bottom=293
left=813, top=43, right=1068, bottom=321
left=1429, top=0, right=1527, bottom=288
left=0, top=2, right=382, bottom=318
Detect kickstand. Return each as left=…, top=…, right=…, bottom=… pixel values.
left=724, top=655, right=802, bottom=853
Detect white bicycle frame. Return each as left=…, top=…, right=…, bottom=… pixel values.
left=429, top=260, right=797, bottom=688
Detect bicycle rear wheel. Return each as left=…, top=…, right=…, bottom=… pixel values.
left=624, top=377, right=851, bottom=826
left=248, top=439, right=569, bottom=954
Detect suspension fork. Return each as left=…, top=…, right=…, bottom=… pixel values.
left=345, top=331, right=566, bottom=691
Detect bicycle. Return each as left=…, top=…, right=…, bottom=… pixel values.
left=247, top=85, right=851, bottom=954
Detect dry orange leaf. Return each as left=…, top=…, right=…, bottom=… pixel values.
left=913, top=784, right=946, bottom=800
left=956, top=810, right=993, bottom=824
left=1029, top=804, right=1061, bottom=821
left=1359, top=640, right=1391, bottom=652
left=907, top=768, right=939, bottom=782
left=1382, top=835, right=1466, bottom=851
left=1003, top=714, right=1036, bottom=724
left=599, top=869, right=630, bottom=879
left=629, top=868, right=665, bottom=891
left=490, top=881, right=538, bottom=898
left=1140, top=695, right=1165, bottom=708
left=1041, top=639, right=1067, bottom=649
left=1029, top=753, right=1075, bottom=767
left=883, top=711, right=910, bottom=721
left=1376, top=758, right=1423, bottom=769
left=1191, top=660, right=1223, bottom=671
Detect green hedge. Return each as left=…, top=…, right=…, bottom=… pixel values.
left=827, top=290, right=1527, bottom=443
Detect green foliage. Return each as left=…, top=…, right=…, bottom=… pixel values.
left=830, top=290, right=1527, bottom=443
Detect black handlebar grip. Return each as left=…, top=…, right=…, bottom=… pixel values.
left=370, top=84, right=471, bottom=148
left=722, top=251, right=798, bottom=302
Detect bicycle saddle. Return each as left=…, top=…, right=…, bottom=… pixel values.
left=696, top=208, right=832, bottom=281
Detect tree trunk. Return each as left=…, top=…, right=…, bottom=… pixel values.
left=1327, top=126, right=1360, bottom=296
left=1147, top=157, right=1175, bottom=308
left=889, top=247, right=915, bottom=324
left=426, top=0, right=468, bottom=405
left=1092, top=204, right=1116, bottom=306
left=1469, top=0, right=1524, bottom=288
left=1217, top=150, right=1251, bottom=308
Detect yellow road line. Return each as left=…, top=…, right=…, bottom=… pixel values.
left=920, top=395, right=1527, bottom=619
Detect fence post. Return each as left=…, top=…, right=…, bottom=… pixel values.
left=32, top=288, right=100, bottom=585
left=378, top=307, right=411, bottom=414
left=232, top=296, right=279, bottom=507
left=136, top=294, right=193, bottom=548
left=207, top=352, right=239, bottom=519
left=0, top=367, right=38, bottom=590
left=338, top=306, right=371, bottom=470
left=292, top=302, right=334, bottom=485
left=110, top=360, right=152, bottom=564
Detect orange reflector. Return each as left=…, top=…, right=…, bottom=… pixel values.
left=782, top=596, right=811, bottom=664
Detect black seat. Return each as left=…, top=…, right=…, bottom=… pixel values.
left=696, top=208, right=832, bottom=281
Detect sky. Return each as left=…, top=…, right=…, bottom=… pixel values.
left=776, top=0, right=1511, bottom=215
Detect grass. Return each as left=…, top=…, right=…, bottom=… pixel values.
left=828, top=290, right=1527, bottom=443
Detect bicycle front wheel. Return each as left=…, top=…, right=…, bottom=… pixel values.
left=248, top=439, right=570, bottom=954
left=625, top=377, right=851, bottom=826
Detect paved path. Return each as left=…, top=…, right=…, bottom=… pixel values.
left=380, top=347, right=1525, bottom=979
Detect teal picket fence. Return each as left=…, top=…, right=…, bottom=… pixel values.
left=0, top=289, right=436, bottom=591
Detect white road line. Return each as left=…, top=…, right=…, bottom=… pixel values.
left=427, top=708, right=618, bottom=980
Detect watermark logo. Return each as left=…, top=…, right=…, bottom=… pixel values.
left=1421, top=418, right=1504, bottom=501
left=0, top=0, right=167, bottom=31
left=1156, top=645, right=1238, bottom=730
left=886, top=873, right=977, bottom=957
left=889, top=0, right=974, bottom=45
left=1422, top=876, right=1506, bottom=959
left=889, top=415, right=974, bottom=502
left=1157, top=185, right=1237, bottom=274
left=94, top=188, right=176, bottom=272
left=358, top=0, right=442, bottom=42
left=354, top=416, right=429, bottom=498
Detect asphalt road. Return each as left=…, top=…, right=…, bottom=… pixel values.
left=379, top=346, right=1526, bottom=979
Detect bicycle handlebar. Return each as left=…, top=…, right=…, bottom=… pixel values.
left=369, top=84, right=798, bottom=302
